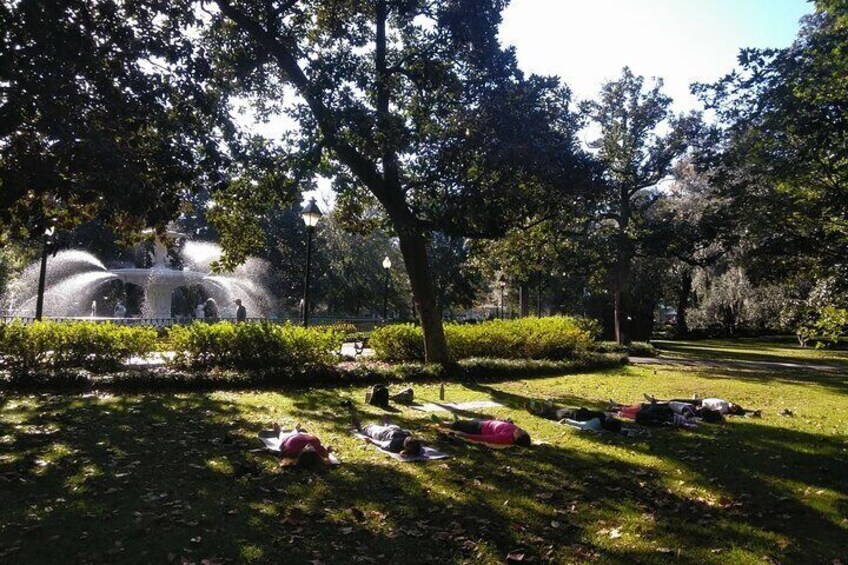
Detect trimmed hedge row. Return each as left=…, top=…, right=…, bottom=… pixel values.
left=593, top=341, right=658, bottom=357
left=0, top=354, right=627, bottom=392
left=167, top=322, right=343, bottom=370
left=0, top=321, right=157, bottom=373
left=370, top=317, right=594, bottom=362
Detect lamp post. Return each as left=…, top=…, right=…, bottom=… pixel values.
left=300, top=197, right=322, bottom=327
left=35, top=226, right=55, bottom=321
left=382, top=256, right=391, bottom=321
left=498, top=275, right=506, bottom=320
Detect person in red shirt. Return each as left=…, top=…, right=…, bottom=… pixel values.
left=436, top=418, right=531, bottom=447
left=273, top=423, right=333, bottom=466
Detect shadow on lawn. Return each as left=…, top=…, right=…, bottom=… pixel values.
left=1, top=391, right=846, bottom=564
left=653, top=339, right=848, bottom=369
left=468, top=381, right=848, bottom=563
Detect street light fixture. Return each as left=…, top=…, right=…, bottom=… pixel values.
left=35, top=226, right=56, bottom=321
left=382, top=256, right=392, bottom=321
left=300, top=197, right=322, bottom=327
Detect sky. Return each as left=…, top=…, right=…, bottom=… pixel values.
left=304, top=0, right=812, bottom=208
left=498, top=0, right=812, bottom=112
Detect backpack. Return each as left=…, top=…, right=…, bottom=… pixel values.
left=367, top=384, right=390, bottom=408
left=390, top=387, right=414, bottom=405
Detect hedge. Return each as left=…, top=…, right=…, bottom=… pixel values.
left=0, top=353, right=627, bottom=392
left=0, top=321, right=157, bottom=373
left=593, top=341, right=658, bottom=357
left=370, top=317, right=594, bottom=362
left=167, top=321, right=343, bottom=370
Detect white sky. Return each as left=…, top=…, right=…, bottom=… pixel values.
left=499, top=0, right=811, bottom=112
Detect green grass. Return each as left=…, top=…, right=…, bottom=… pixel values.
left=652, top=337, right=848, bottom=367
left=1, top=340, right=846, bottom=564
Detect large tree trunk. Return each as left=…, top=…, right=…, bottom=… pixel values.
left=613, top=269, right=631, bottom=345
left=614, top=190, right=633, bottom=345
left=675, top=268, right=692, bottom=338
left=519, top=282, right=530, bottom=317
left=394, top=222, right=450, bottom=363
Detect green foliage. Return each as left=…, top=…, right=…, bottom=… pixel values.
left=696, top=1, right=848, bottom=281
left=797, top=307, right=848, bottom=348
left=370, top=317, right=594, bottom=362
left=593, top=340, right=657, bottom=357
left=0, top=354, right=626, bottom=392
left=368, top=324, right=426, bottom=363
left=167, top=322, right=342, bottom=370
left=0, top=321, right=157, bottom=373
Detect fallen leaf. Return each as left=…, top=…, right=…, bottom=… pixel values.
left=506, top=550, right=525, bottom=562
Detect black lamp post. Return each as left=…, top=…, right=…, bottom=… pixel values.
left=498, top=275, right=506, bottom=320
left=35, top=226, right=55, bottom=322
left=382, top=256, right=391, bottom=321
left=300, top=197, right=322, bottom=327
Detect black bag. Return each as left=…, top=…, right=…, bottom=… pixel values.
left=635, top=403, right=673, bottom=426
left=390, top=387, right=414, bottom=404
left=367, top=384, right=390, bottom=408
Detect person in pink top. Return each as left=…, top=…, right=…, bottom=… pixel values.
left=436, top=418, right=531, bottom=447
left=273, top=423, right=332, bottom=466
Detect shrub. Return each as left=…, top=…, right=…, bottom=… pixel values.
left=796, top=306, right=848, bottom=348
left=370, top=317, right=594, bottom=362
left=0, top=321, right=157, bottom=373
left=167, top=321, right=342, bottom=370
left=368, top=324, right=426, bottom=362
left=626, top=341, right=658, bottom=357
left=0, top=353, right=627, bottom=392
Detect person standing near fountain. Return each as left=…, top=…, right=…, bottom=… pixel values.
left=114, top=301, right=127, bottom=318
left=203, top=298, right=219, bottom=322
left=235, top=299, right=247, bottom=323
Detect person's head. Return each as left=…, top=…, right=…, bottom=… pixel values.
left=601, top=417, right=622, bottom=433
left=699, top=408, right=724, bottom=423
left=727, top=403, right=745, bottom=416
left=296, top=444, right=324, bottom=468
left=513, top=428, right=531, bottom=447
left=400, top=437, right=423, bottom=458
left=235, top=299, right=242, bottom=306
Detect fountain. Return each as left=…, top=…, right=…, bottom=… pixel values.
left=2, top=230, right=274, bottom=322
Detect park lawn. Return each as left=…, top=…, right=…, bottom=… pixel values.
left=1, top=343, right=846, bottom=564
left=651, top=337, right=848, bottom=367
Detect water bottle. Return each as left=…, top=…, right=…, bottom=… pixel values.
left=439, top=383, right=445, bottom=401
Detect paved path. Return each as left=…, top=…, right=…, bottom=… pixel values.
left=630, top=356, right=845, bottom=374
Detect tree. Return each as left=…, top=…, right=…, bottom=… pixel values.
left=695, top=1, right=848, bottom=285
left=196, top=0, right=589, bottom=361
left=582, top=68, right=695, bottom=343
left=0, top=0, right=231, bottom=243
left=644, top=159, right=736, bottom=337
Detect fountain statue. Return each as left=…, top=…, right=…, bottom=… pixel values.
left=2, top=229, right=274, bottom=321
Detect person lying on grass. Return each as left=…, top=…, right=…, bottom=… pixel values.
left=606, top=401, right=701, bottom=428
left=643, top=394, right=761, bottom=418
left=433, top=416, right=532, bottom=447
left=272, top=423, right=334, bottom=466
left=525, top=400, right=622, bottom=432
left=350, top=411, right=424, bottom=458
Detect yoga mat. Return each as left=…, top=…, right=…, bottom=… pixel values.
left=412, top=400, right=504, bottom=413
left=351, top=431, right=450, bottom=461
left=438, top=428, right=514, bottom=449
left=257, top=430, right=341, bottom=465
